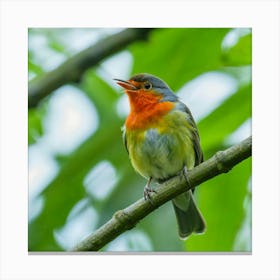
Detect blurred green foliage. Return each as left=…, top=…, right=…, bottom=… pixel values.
left=28, top=28, right=252, bottom=252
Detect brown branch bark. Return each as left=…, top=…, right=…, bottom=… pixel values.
left=28, top=28, right=155, bottom=108
left=72, top=136, right=252, bottom=252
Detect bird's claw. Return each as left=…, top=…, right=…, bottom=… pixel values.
left=183, top=167, right=192, bottom=189
left=144, top=185, right=157, bottom=201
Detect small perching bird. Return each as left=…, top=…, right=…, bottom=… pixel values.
left=115, top=73, right=206, bottom=239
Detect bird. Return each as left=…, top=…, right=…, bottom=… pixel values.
left=114, top=73, right=206, bottom=239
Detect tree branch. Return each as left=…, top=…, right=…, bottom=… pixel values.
left=28, top=28, right=155, bottom=108
left=72, top=136, right=252, bottom=252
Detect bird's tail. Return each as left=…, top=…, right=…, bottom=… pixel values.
left=172, top=191, right=206, bottom=239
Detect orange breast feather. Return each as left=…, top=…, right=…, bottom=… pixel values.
left=125, top=90, right=175, bottom=130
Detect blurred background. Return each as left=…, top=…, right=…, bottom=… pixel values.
left=28, top=28, right=252, bottom=252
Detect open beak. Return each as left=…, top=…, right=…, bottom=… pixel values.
left=114, top=79, right=138, bottom=90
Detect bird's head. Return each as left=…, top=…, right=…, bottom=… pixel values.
left=114, top=73, right=178, bottom=111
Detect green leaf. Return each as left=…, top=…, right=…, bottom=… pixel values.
left=222, top=33, right=252, bottom=66
left=81, top=70, right=119, bottom=121
left=28, top=59, right=44, bottom=76
left=198, top=84, right=252, bottom=154
left=48, top=40, right=68, bottom=54
left=28, top=109, right=44, bottom=145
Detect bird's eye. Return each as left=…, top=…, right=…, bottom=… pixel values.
left=143, top=82, right=152, bottom=90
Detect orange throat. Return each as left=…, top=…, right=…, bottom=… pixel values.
left=125, top=90, right=175, bottom=130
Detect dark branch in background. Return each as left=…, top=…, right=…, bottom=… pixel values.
left=28, top=28, right=155, bottom=108
left=72, top=136, right=252, bottom=252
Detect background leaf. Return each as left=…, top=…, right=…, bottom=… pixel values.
left=222, top=33, right=252, bottom=66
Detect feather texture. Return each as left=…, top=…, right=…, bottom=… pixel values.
left=118, top=73, right=206, bottom=238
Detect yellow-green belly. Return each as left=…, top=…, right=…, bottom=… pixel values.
left=125, top=111, right=195, bottom=180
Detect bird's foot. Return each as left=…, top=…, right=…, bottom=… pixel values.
left=144, top=178, right=157, bottom=201
left=182, top=167, right=192, bottom=190
left=144, top=185, right=157, bottom=201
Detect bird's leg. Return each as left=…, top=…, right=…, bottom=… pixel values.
left=183, top=166, right=192, bottom=190
left=144, top=177, right=157, bottom=201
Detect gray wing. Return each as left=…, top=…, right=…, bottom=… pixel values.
left=177, top=102, right=203, bottom=166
